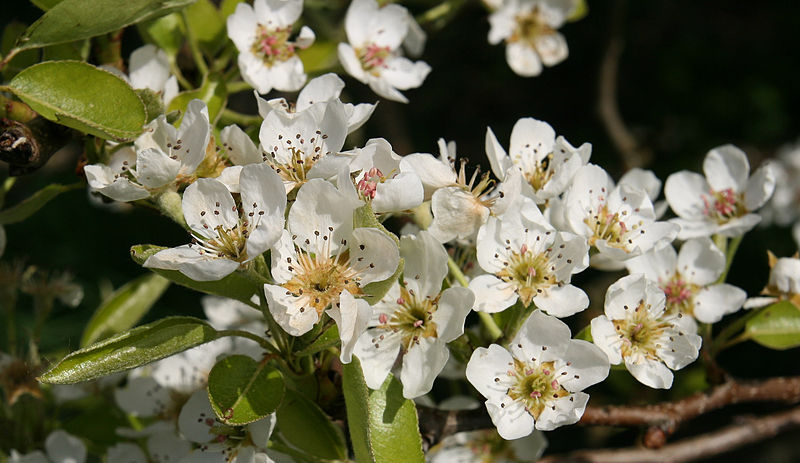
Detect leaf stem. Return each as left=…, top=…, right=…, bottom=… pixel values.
left=219, top=109, right=261, bottom=127
left=710, top=307, right=764, bottom=356
left=181, top=10, right=209, bottom=78
left=717, top=235, right=742, bottom=284
left=218, top=329, right=280, bottom=355
left=448, top=257, right=502, bottom=341
left=226, top=81, right=252, bottom=94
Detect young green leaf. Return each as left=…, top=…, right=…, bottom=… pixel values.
left=0, top=182, right=81, bottom=225
left=39, top=317, right=220, bottom=384
left=294, top=324, right=340, bottom=357
left=744, top=301, right=800, bottom=350
left=138, top=12, right=184, bottom=56
left=130, top=244, right=261, bottom=305
left=342, top=356, right=425, bottom=463
left=184, top=0, right=226, bottom=55
left=80, top=273, right=171, bottom=347
left=207, top=355, right=285, bottom=425
left=8, top=61, right=146, bottom=141
left=167, top=75, right=227, bottom=124
left=276, top=389, right=347, bottom=461
left=136, top=88, right=166, bottom=122
left=16, top=0, right=194, bottom=50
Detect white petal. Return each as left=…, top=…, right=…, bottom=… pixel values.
left=625, top=241, right=677, bottom=283
left=399, top=153, right=456, bottom=199
left=432, top=286, right=474, bottom=342
left=135, top=148, right=180, bottom=188
left=148, top=432, right=192, bottom=463
left=486, top=399, right=535, bottom=440
left=353, top=332, right=401, bottom=390
left=177, top=100, right=211, bottom=174
left=664, top=171, right=709, bottom=220
left=297, top=73, right=344, bottom=111
left=535, top=392, right=588, bottom=431
left=114, top=376, right=170, bottom=417
left=178, top=389, right=217, bottom=443
left=511, top=310, right=571, bottom=363
left=534, top=284, right=589, bottom=318
left=506, top=41, right=542, bottom=77
left=560, top=340, right=610, bottom=392
left=381, top=56, right=431, bottom=91
left=239, top=163, right=287, bottom=259
left=258, top=0, right=303, bottom=27
left=745, top=162, right=776, bottom=211
left=45, top=430, right=87, bottom=463
left=107, top=443, right=147, bottom=463
left=227, top=3, right=258, bottom=50
left=693, top=284, right=746, bottom=323
left=129, top=44, right=170, bottom=92
left=465, top=345, right=515, bottom=402
left=485, top=126, right=511, bottom=181
left=626, top=357, right=673, bottom=389
left=677, top=237, right=724, bottom=286
left=590, top=316, right=622, bottom=365
left=289, top=179, right=361, bottom=255
left=84, top=165, right=149, bottom=202
left=220, top=125, right=261, bottom=165
left=400, top=231, right=448, bottom=298
left=327, top=290, right=372, bottom=363
left=534, top=32, right=568, bottom=67
left=183, top=179, right=239, bottom=237
left=10, top=450, right=49, bottom=463
left=144, top=245, right=240, bottom=281
left=372, top=173, right=424, bottom=213
left=350, top=227, right=400, bottom=285
left=264, top=284, right=319, bottom=336
left=401, top=338, right=448, bottom=398
left=619, top=168, right=662, bottom=202
left=337, top=43, right=369, bottom=84
left=428, top=187, right=488, bottom=243
left=468, top=274, right=518, bottom=313
left=248, top=413, right=277, bottom=449
left=703, top=145, right=749, bottom=193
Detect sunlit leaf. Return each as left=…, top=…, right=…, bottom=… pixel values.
left=276, top=389, right=347, bottom=461
left=208, top=355, right=285, bottom=425
left=744, top=300, right=800, bottom=350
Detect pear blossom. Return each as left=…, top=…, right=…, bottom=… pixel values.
left=337, top=138, right=424, bottom=213
left=177, top=389, right=287, bottom=462
left=619, top=168, right=668, bottom=218
left=352, top=231, right=473, bottom=398
left=466, top=310, right=609, bottom=439
left=664, top=145, right=776, bottom=239
left=626, top=238, right=746, bottom=323
left=226, top=0, right=314, bottom=94
left=127, top=44, right=179, bottom=106
left=116, top=422, right=192, bottom=463
left=485, top=117, right=590, bottom=204
left=744, top=252, right=800, bottom=309
left=428, top=429, right=547, bottom=463
left=10, top=430, right=86, bottom=463
left=106, top=443, right=148, bottom=463
left=264, top=179, right=399, bottom=338
left=469, top=213, right=590, bottom=316
left=338, top=0, right=431, bottom=103
left=591, top=274, right=702, bottom=389
left=564, top=164, right=679, bottom=269
left=84, top=100, right=212, bottom=202
left=144, top=163, right=286, bottom=281
left=488, top=0, right=577, bottom=77
left=256, top=73, right=376, bottom=133
left=258, top=99, right=348, bottom=193
left=400, top=140, right=527, bottom=243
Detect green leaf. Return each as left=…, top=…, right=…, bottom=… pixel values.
left=207, top=355, right=285, bottom=425
left=354, top=202, right=402, bottom=304
left=167, top=75, right=227, bottom=124
left=80, top=273, right=171, bottom=347
left=185, top=0, right=226, bottom=55
left=39, top=316, right=220, bottom=384
left=138, top=12, right=184, bottom=56
left=17, top=0, right=195, bottom=51
left=42, top=39, right=89, bottom=61
left=361, top=258, right=403, bottom=306
left=1, top=22, right=39, bottom=79
left=276, top=389, right=347, bottom=461
left=297, top=41, right=338, bottom=74
left=574, top=324, right=593, bottom=342
left=29, top=0, right=64, bottom=10
left=0, top=182, right=81, bottom=225
left=130, top=244, right=261, bottom=305
left=354, top=203, right=399, bottom=245
left=744, top=301, right=800, bottom=350
left=295, top=324, right=340, bottom=357
left=342, top=356, right=425, bottom=463
left=8, top=61, right=147, bottom=141
left=136, top=88, right=166, bottom=122
left=220, top=0, right=245, bottom=19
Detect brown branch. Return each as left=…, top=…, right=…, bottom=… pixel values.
left=417, top=405, right=490, bottom=449
left=597, top=0, right=652, bottom=169
left=539, top=405, right=800, bottom=463
left=580, top=376, right=800, bottom=444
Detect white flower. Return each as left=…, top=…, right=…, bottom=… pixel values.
left=256, top=73, right=376, bottom=134
left=485, top=117, right=590, bottom=204
left=353, top=231, right=474, bottom=398
left=664, top=145, right=776, bottom=239
left=469, top=214, right=589, bottom=316
left=338, top=138, right=424, bottom=213
left=258, top=99, right=349, bottom=193
left=227, top=0, right=314, bottom=94
left=177, top=389, right=286, bottom=463
left=338, top=0, right=431, bottom=103
left=428, top=429, right=547, bottom=463
left=10, top=430, right=86, bottom=463
left=264, top=178, right=399, bottom=337
left=106, top=443, right=148, bottom=463
left=619, top=168, right=668, bottom=219
left=591, top=274, right=702, bottom=389
left=488, top=0, right=576, bottom=77
left=744, top=252, right=800, bottom=309
left=202, top=295, right=265, bottom=334
left=564, top=164, right=679, bottom=269
left=85, top=100, right=212, bottom=202
left=626, top=238, right=746, bottom=323
left=128, top=44, right=179, bottom=106
left=144, top=163, right=286, bottom=281
left=466, top=310, right=609, bottom=439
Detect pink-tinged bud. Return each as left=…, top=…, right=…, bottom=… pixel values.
left=379, top=313, right=388, bottom=324
left=551, top=380, right=559, bottom=389
left=413, top=320, right=423, bottom=328
left=520, top=244, right=528, bottom=255
left=528, top=267, right=537, bottom=277
left=530, top=390, right=542, bottom=398
left=396, top=297, right=405, bottom=305
left=543, top=370, right=550, bottom=376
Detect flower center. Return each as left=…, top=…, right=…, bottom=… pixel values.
left=702, top=188, right=745, bottom=224
left=496, top=242, right=556, bottom=306
left=455, top=160, right=497, bottom=210
left=374, top=286, right=438, bottom=351
left=660, top=275, right=699, bottom=316
left=251, top=25, right=295, bottom=66
left=511, top=7, right=555, bottom=46
left=282, top=240, right=363, bottom=316
left=506, top=359, right=569, bottom=420
left=522, top=152, right=555, bottom=192
left=584, top=202, right=638, bottom=251
left=189, top=201, right=262, bottom=263
left=264, top=130, right=331, bottom=189
left=612, top=301, right=671, bottom=363
left=357, top=44, right=392, bottom=75
left=357, top=167, right=386, bottom=200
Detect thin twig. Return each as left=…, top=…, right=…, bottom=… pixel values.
left=539, top=405, right=800, bottom=463
left=597, top=0, right=652, bottom=169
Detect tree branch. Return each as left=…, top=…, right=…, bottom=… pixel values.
left=539, top=405, right=800, bottom=463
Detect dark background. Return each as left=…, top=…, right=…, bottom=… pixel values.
left=2, top=0, right=799, bottom=460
